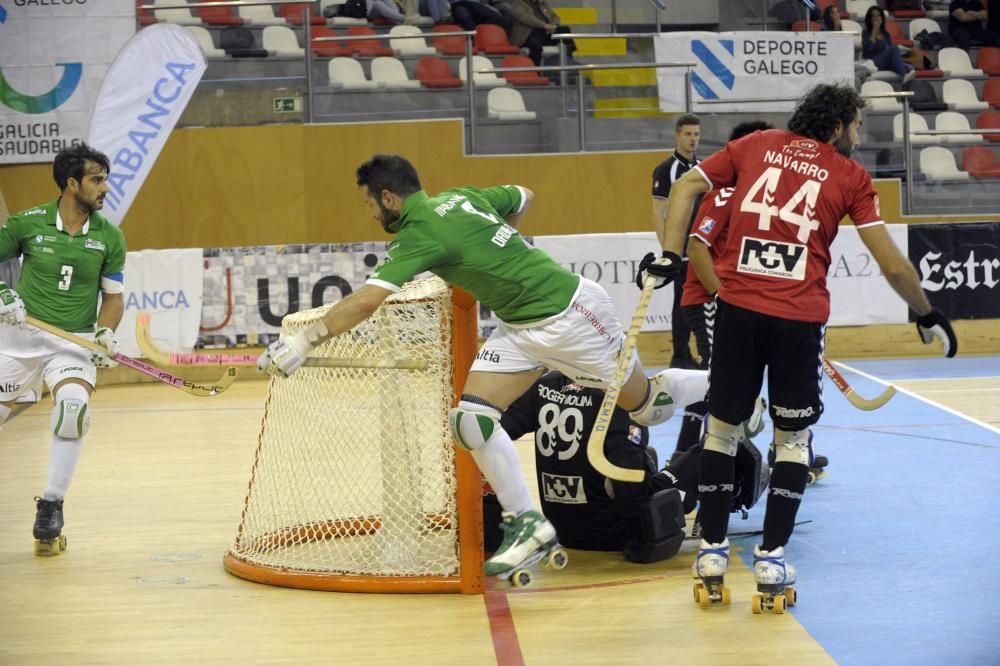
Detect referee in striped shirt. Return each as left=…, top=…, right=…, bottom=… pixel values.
left=650, top=113, right=702, bottom=369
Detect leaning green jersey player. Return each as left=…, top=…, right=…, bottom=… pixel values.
left=257, top=154, right=708, bottom=580
left=0, top=142, right=127, bottom=556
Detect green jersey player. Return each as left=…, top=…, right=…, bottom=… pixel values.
left=0, top=142, right=127, bottom=556
left=257, top=154, right=708, bottom=582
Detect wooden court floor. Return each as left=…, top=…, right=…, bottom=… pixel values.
left=1, top=358, right=998, bottom=665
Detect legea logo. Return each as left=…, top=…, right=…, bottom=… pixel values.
left=0, top=3, right=83, bottom=114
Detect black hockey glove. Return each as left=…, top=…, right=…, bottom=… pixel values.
left=915, top=308, right=957, bottom=358
left=635, top=250, right=683, bottom=290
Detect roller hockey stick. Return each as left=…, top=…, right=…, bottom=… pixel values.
left=822, top=357, right=896, bottom=411
left=25, top=316, right=239, bottom=397
left=137, top=312, right=425, bottom=370
left=586, top=276, right=657, bottom=483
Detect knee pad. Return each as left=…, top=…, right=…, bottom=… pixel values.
left=702, top=415, right=741, bottom=457
left=629, top=373, right=677, bottom=426
left=449, top=400, right=501, bottom=451
left=50, top=384, right=90, bottom=439
left=773, top=428, right=814, bottom=466
left=623, top=488, right=686, bottom=564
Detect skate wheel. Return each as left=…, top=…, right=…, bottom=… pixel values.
left=692, top=582, right=705, bottom=603
left=546, top=547, right=568, bottom=570
left=695, top=586, right=710, bottom=609
left=751, top=593, right=763, bottom=614
left=774, top=595, right=786, bottom=614
left=784, top=587, right=797, bottom=607
left=511, top=569, right=532, bottom=588
left=721, top=585, right=732, bottom=606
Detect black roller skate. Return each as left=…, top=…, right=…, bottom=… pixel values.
left=33, top=497, right=67, bottom=556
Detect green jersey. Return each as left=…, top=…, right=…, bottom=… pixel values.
left=0, top=198, right=127, bottom=332
left=369, top=186, right=580, bottom=325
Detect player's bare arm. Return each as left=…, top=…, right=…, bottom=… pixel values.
left=857, top=224, right=931, bottom=316
left=651, top=197, right=668, bottom=247
left=96, top=291, right=124, bottom=331
left=663, top=170, right=710, bottom=257
left=687, top=238, right=719, bottom=295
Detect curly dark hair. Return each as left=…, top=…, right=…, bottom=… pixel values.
left=52, top=142, right=110, bottom=191
left=787, top=83, right=866, bottom=143
left=356, top=154, right=422, bottom=198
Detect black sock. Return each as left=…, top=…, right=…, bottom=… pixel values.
left=697, top=449, right=734, bottom=544
left=762, top=462, right=809, bottom=551
left=673, top=401, right=706, bottom=456
left=658, top=447, right=700, bottom=514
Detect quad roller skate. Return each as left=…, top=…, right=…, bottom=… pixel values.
left=33, top=497, right=67, bottom=557
left=751, top=545, right=797, bottom=614
left=487, top=510, right=567, bottom=588
left=692, top=538, right=731, bottom=607
left=807, top=455, right=829, bottom=485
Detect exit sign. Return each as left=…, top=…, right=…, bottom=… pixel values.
left=273, top=97, right=302, bottom=113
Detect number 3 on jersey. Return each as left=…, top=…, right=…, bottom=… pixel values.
left=740, top=167, right=821, bottom=243
left=58, top=265, right=74, bottom=291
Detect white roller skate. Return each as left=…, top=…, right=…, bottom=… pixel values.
left=486, top=510, right=566, bottom=588
left=751, top=545, right=797, bottom=614
left=692, top=538, right=731, bottom=607
left=33, top=497, right=67, bottom=556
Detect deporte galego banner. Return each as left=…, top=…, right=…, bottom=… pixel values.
left=653, top=31, right=855, bottom=112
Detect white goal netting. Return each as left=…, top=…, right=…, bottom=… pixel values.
left=227, top=277, right=466, bottom=584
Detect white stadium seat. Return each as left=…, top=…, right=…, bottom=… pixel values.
left=371, top=56, right=422, bottom=89
left=861, top=80, right=901, bottom=112
left=263, top=26, right=305, bottom=57
left=487, top=87, right=536, bottom=120
left=935, top=111, right=985, bottom=144
left=389, top=26, right=437, bottom=56
left=185, top=26, right=226, bottom=59
left=893, top=112, right=935, bottom=144
left=942, top=79, right=989, bottom=112
left=239, top=4, right=288, bottom=26
left=919, top=146, right=970, bottom=180
left=153, top=0, right=201, bottom=26
left=328, top=57, right=382, bottom=90
left=459, top=55, right=507, bottom=88
left=938, top=47, right=985, bottom=78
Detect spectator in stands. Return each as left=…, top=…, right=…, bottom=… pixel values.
left=510, top=0, right=573, bottom=66
left=419, top=0, right=452, bottom=24
left=948, top=0, right=1000, bottom=50
left=822, top=4, right=842, bottom=31
left=447, top=0, right=505, bottom=31
left=863, top=6, right=916, bottom=83
left=368, top=0, right=409, bottom=25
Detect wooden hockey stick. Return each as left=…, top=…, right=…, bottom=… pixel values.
left=585, top=276, right=657, bottom=483
left=822, top=357, right=896, bottom=411
left=137, top=312, right=424, bottom=370
left=26, top=316, right=239, bottom=397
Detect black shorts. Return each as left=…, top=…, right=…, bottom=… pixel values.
left=707, top=299, right=825, bottom=432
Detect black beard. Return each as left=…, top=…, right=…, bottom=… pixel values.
left=73, top=192, right=99, bottom=214
left=834, top=134, right=855, bottom=157
left=378, top=200, right=399, bottom=232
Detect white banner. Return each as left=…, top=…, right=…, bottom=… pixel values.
left=828, top=225, right=908, bottom=326
left=87, top=24, right=206, bottom=226
left=0, top=0, right=134, bottom=163
left=654, top=31, right=855, bottom=112
left=119, top=249, right=204, bottom=357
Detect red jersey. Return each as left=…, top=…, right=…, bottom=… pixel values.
left=682, top=186, right=735, bottom=307
left=694, top=129, right=884, bottom=323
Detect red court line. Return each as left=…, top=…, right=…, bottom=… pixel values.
left=484, top=578, right=525, bottom=666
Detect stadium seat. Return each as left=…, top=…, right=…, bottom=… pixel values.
left=458, top=55, right=507, bottom=88
left=328, top=57, right=381, bottom=90
left=499, top=55, right=549, bottom=86
left=389, top=25, right=436, bottom=56
left=893, top=112, right=935, bottom=144
left=938, top=47, right=984, bottom=77
left=935, top=111, right=984, bottom=144
left=324, top=0, right=368, bottom=26
left=963, top=145, right=1000, bottom=178
left=263, top=26, right=305, bottom=57
left=475, top=24, right=519, bottom=55
left=312, top=27, right=353, bottom=57
left=487, top=88, right=536, bottom=120
left=280, top=3, right=326, bottom=26
left=942, top=79, right=989, bottom=112
left=219, top=26, right=268, bottom=57
left=861, top=80, right=901, bottom=112
left=195, top=0, right=243, bottom=26
left=346, top=26, right=394, bottom=57
left=891, top=2, right=926, bottom=18
left=371, top=57, right=423, bottom=89
left=185, top=26, right=227, bottom=58
left=238, top=4, right=287, bottom=25
left=884, top=19, right=913, bottom=47
left=415, top=56, right=463, bottom=88
left=791, top=20, right=823, bottom=32
left=431, top=25, right=468, bottom=56
left=919, top=146, right=970, bottom=180
left=903, top=80, right=949, bottom=112
left=153, top=0, right=202, bottom=26
left=137, top=0, right=157, bottom=26
left=976, top=110, right=1000, bottom=142
left=985, top=79, right=1000, bottom=108
left=845, top=0, right=876, bottom=18
left=841, top=19, right=863, bottom=49
left=875, top=147, right=906, bottom=179
left=908, top=18, right=940, bottom=41
left=978, top=47, right=1000, bottom=76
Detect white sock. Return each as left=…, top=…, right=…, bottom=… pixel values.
left=44, top=384, right=89, bottom=501
left=469, top=426, right=535, bottom=516
left=664, top=368, right=710, bottom=408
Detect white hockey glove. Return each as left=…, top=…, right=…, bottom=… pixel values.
left=257, top=333, right=312, bottom=378
left=90, top=327, right=120, bottom=369
left=635, top=251, right=683, bottom=290
left=915, top=308, right=957, bottom=358
left=0, top=282, right=26, bottom=326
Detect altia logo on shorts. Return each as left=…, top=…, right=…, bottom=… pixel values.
left=542, top=473, right=587, bottom=504
left=738, top=236, right=807, bottom=281
left=475, top=348, right=500, bottom=363
left=772, top=404, right=814, bottom=418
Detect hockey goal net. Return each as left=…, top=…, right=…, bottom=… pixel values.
left=224, top=277, right=483, bottom=593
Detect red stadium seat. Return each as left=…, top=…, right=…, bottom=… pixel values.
left=475, top=24, right=519, bottom=55
left=985, top=79, right=1000, bottom=109
left=890, top=8, right=926, bottom=18
left=963, top=146, right=1000, bottom=178
left=136, top=0, right=157, bottom=25
left=280, top=3, right=326, bottom=26
left=345, top=26, right=393, bottom=57
left=415, top=56, right=463, bottom=88
left=977, top=47, right=1000, bottom=76
left=195, top=0, right=244, bottom=26
left=885, top=19, right=913, bottom=48
left=312, top=27, right=353, bottom=57
left=791, top=20, right=823, bottom=32
left=976, top=110, right=1000, bottom=143
left=431, top=24, right=467, bottom=56
left=499, top=55, right=549, bottom=86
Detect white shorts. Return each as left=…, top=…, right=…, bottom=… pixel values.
left=0, top=324, right=97, bottom=402
left=470, top=278, right=637, bottom=388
